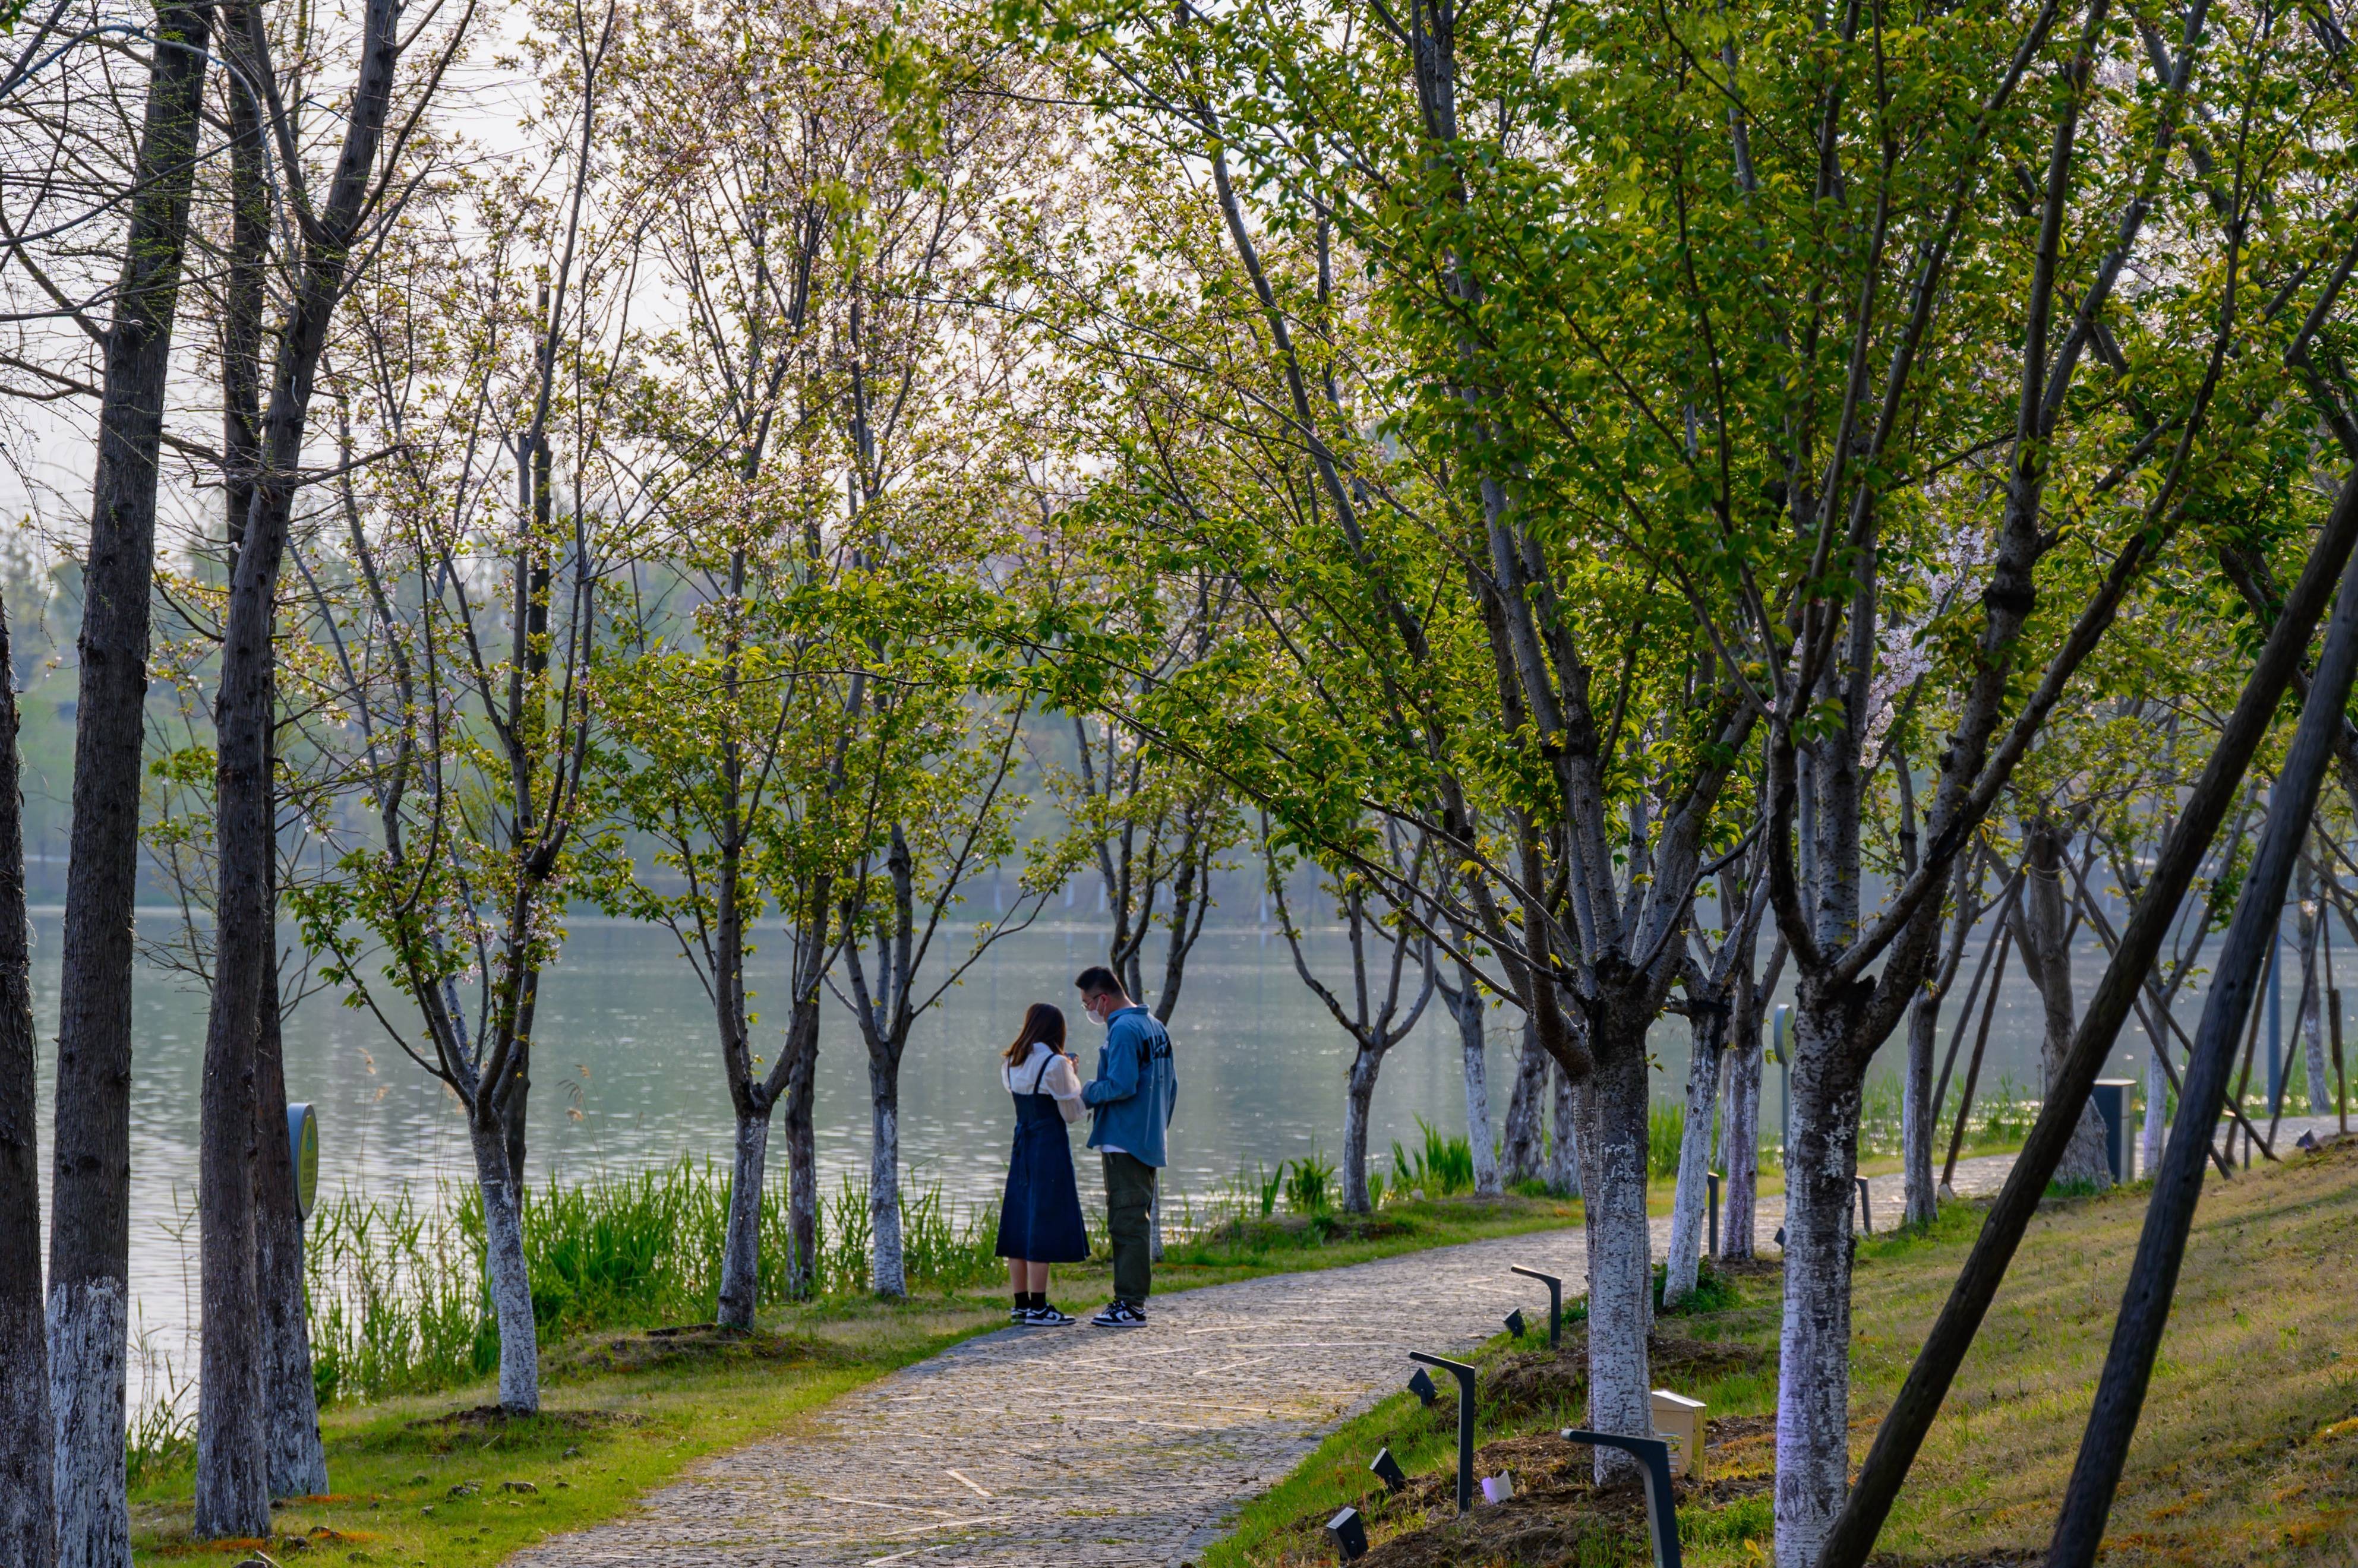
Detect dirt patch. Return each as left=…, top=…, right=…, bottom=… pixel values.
left=543, top=1323, right=851, bottom=1380
left=1483, top=1332, right=1773, bottom=1424
left=1336, top=1425, right=1779, bottom=1568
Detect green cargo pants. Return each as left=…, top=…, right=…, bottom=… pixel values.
left=1101, top=1150, right=1157, bottom=1304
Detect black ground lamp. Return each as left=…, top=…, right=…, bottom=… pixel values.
left=1509, top=1266, right=1564, bottom=1348
left=1325, top=1506, right=1368, bottom=1562
left=1406, top=1366, right=1438, bottom=1407
left=1368, top=1446, right=1406, bottom=1493
left=1409, top=1351, right=1478, bottom=1515
left=1502, top=1307, right=1527, bottom=1339
left=1560, top=1429, right=1682, bottom=1568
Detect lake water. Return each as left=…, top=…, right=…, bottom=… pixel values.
left=23, top=903, right=2288, bottom=1400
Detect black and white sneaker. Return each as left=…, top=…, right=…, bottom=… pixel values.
left=1090, top=1300, right=1147, bottom=1328
left=1009, top=1303, right=1030, bottom=1322
left=1024, top=1303, right=1076, bottom=1327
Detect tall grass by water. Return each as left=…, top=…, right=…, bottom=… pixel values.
left=304, top=1159, right=1002, bottom=1406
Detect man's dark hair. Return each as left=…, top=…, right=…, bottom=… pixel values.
left=1074, top=965, right=1125, bottom=1000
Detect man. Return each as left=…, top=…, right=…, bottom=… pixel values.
left=1075, top=965, right=1177, bottom=1326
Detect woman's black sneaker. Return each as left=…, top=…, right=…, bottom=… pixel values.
left=1024, top=1303, right=1076, bottom=1326
left=1090, top=1300, right=1147, bottom=1327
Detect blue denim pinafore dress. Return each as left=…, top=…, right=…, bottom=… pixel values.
left=993, top=1050, right=1089, bottom=1263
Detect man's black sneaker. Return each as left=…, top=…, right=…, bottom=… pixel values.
left=1091, top=1300, right=1147, bottom=1327
left=1024, top=1304, right=1076, bottom=1327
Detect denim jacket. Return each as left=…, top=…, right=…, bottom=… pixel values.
left=1081, top=1006, right=1178, bottom=1168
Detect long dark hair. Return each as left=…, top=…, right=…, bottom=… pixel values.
left=1003, top=1002, right=1067, bottom=1067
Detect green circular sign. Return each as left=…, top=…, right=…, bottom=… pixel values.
left=287, top=1102, right=319, bottom=1219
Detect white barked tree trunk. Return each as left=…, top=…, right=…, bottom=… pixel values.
left=1582, top=1036, right=1652, bottom=1483
left=1662, top=1007, right=1725, bottom=1301
left=466, top=1123, right=538, bottom=1414
left=869, top=1092, right=905, bottom=1298
left=717, top=1111, right=771, bottom=1329
left=1772, top=1015, right=1864, bottom=1568
left=1721, top=1020, right=1762, bottom=1260
left=48, top=1275, right=128, bottom=1568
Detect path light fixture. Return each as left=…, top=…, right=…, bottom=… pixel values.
left=1508, top=1265, right=1564, bottom=1348
left=1325, top=1506, right=1368, bottom=1562
left=1368, top=1446, right=1406, bottom=1493
left=1706, top=1171, right=1721, bottom=1257
left=1560, top=1430, right=1681, bottom=1568
left=1406, top=1367, right=1438, bottom=1408
left=1502, top=1307, right=1527, bottom=1339
left=1855, top=1176, right=1873, bottom=1234
left=1409, top=1352, right=1478, bottom=1515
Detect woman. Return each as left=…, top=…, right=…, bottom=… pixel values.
left=993, top=1001, right=1087, bottom=1326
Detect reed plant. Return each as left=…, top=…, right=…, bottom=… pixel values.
left=304, top=1159, right=1000, bottom=1407
left=1389, top=1118, right=1476, bottom=1196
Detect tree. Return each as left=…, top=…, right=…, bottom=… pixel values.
left=46, top=5, right=213, bottom=1556
left=193, top=0, right=420, bottom=1526
left=1264, top=823, right=1437, bottom=1213
left=0, top=593, right=49, bottom=1567
left=291, top=1, right=632, bottom=1412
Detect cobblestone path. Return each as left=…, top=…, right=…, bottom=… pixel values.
left=511, top=1222, right=1624, bottom=1568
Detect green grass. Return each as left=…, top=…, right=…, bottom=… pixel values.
left=1201, top=1143, right=2358, bottom=1567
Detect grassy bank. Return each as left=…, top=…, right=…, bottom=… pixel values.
left=1205, top=1137, right=2358, bottom=1568
left=127, top=1183, right=1586, bottom=1567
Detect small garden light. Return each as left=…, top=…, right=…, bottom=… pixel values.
left=1368, top=1446, right=1406, bottom=1493
left=1510, top=1266, right=1564, bottom=1347
left=1409, top=1352, right=1478, bottom=1515
left=1502, top=1307, right=1527, bottom=1339
left=1407, top=1367, right=1438, bottom=1407
left=1325, top=1506, right=1368, bottom=1561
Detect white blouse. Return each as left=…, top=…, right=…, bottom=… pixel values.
left=1006, top=1041, right=1084, bottom=1124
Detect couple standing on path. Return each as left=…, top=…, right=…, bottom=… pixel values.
left=993, top=966, right=1178, bottom=1328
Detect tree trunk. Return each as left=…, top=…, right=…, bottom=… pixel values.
left=1772, top=1001, right=1867, bottom=1568
left=1546, top=1054, right=1580, bottom=1196
left=0, top=596, right=52, bottom=1568
left=1663, top=1003, right=1725, bottom=1300
left=1580, top=1014, right=1652, bottom=1484
left=781, top=1023, right=818, bottom=1299
left=869, top=1066, right=905, bottom=1298
left=254, top=969, right=325, bottom=1499
left=2298, top=862, right=2330, bottom=1113
left=197, top=260, right=301, bottom=1529
left=1500, top=1019, right=1548, bottom=1184
left=1720, top=1003, right=1762, bottom=1261
left=716, top=1108, right=771, bottom=1329
left=1340, top=1042, right=1382, bottom=1213
left=1902, top=979, right=1942, bottom=1226
left=1445, top=978, right=1502, bottom=1195
left=51, top=7, right=213, bottom=1560
left=2016, top=823, right=2111, bottom=1188
left=2141, top=1045, right=2166, bottom=1176
left=467, top=1121, right=538, bottom=1414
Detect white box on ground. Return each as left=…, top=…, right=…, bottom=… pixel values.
left=1650, top=1388, right=1706, bottom=1480
left=1480, top=1471, right=1514, bottom=1504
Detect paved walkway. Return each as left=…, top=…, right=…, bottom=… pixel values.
left=512, top=1221, right=1628, bottom=1568
left=512, top=1121, right=2347, bottom=1568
